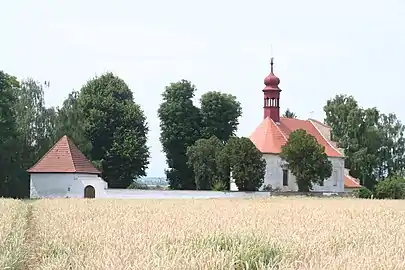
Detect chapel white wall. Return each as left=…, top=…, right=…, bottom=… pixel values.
left=30, top=173, right=108, bottom=198
left=261, top=154, right=345, bottom=192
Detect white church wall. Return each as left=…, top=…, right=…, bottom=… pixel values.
left=30, top=173, right=108, bottom=198
left=30, top=173, right=74, bottom=198
left=261, top=154, right=345, bottom=192
left=77, top=174, right=108, bottom=198
left=262, top=154, right=285, bottom=190
left=311, top=157, right=345, bottom=192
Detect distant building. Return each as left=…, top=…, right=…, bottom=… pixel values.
left=231, top=58, right=361, bottom=192
left=28, top=135, right=108, bottom=198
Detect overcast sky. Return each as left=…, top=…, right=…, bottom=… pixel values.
left=1, top=0, right=404, bottom=177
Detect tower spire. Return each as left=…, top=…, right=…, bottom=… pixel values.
left=263, top=52, right=281, bottom=122
left=270, top=57, right=274, bottom=74
left=270, top=44, right=274, bottom=73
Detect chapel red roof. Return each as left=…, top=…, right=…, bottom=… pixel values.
left=344, top=174, right=362, bottom=188
left=249, top=117, right=344, bottom=158
left=27, top=135, right=100, bottom=174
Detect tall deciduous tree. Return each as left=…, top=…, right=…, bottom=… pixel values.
left=282, top=108, right=297, bottom=118
left=224, top=137, right=266, bottom=191
left=186, top=136, right=225, bottom=190
left=14, top=79, right=57, bottom=164
left=323, top=94, right=359, bottom=141
left=158, top=80, right=201, bottom=190
left=78, top=72, right=150, bottom=188
left=323, top=94, right=405, bottom=189
left=200, top=91, right=242, bottom=141
left=0, top=71, right=21, bottom=197
left=12, top=79, right=57, bottom=198
left=280, top=129, right=332, bottom=192
left=376, top=113, right=405, bottom=179
left=55, top=90, right=91, bottom=156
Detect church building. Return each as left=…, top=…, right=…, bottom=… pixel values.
left=246, top=58, right=361, bottom=192
left=28, top=135, right=108, bottom=198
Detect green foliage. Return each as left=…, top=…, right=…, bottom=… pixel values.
left=200, top=91, right=242, bottom=142
left=1, top=76, right=57, bottom=198
left=55, top=91, right=91, bottom=156
left=0, top=71, right=20, bottom=197
left=376, top=113, right=405, bottom=179
left=280, top=129, right=332, bottom=192
left=224, top=137, right=266, bottom=191
left=355, top=187, right=373, bottom=199
left=374, top=177, right=405, bottom=199
left=324, top=94, right=405, bottom=190
left=282, top=108, right=297, bottom=118
left=78, top=72, right=150, bottom=188
left=212, top=180, right=228, bottom=191
left=186, top=136, right=227, bottom=190
left=127, top=181, right=149, bottom=190
left=15, top=79, right=57, bottom=163
left=158, top=80, right=201, bottom=190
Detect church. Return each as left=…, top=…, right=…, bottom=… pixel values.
left=241, top=58, right=361, bottom=192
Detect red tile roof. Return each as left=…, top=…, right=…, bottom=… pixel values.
left=27, top=135, right=100, bottom=174
left=249, top=117, right=344, bottom=157
left=344, top=174, right=362, bottom=188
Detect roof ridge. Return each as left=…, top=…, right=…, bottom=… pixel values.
left=65, top=136, right=77, bottom=171
left=309, top=118, right=330, bottom=128
left=308, top=119, right=344, bottom=157
left=270, top=118, right=288, bottom=141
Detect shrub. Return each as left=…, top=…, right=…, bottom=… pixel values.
left=212, top=181, right=228, bottom=191
left=355, top=187, right=373, bottom=199
left=374, top=177, right=405, bottom=199
left=127, top=181, right=149, bottom=190
left=262, top=184, right=272, bottom=191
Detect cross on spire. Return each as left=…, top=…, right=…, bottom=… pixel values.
left=270, top=57, right=274, bottom=73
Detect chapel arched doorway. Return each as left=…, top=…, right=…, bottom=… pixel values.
left=84, top=185, right=96, bottom=198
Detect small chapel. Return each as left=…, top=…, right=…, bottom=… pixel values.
left=28, top=135, right=108, bottom=198
left=239, top=58, right=361, bottom=192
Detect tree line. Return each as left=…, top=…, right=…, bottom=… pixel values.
left=1, top=69, right=405, bottom=198
left=0, top=71, right=150, bottom=197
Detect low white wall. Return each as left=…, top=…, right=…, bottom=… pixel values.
left=104, top=189, right=271, bottom=199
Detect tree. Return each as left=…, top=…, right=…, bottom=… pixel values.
left=323, top=94, right=359, bottom=141
left=55, top=90, right=91, bottom=156
left=12, top=78, right=57, bottom=198
left=282, top=108, right=297, bottom=118
left=374, top=177, right=405, bottom=199
left=78, top=72, right=150, bottom=188
left=14, top=79, right=57, bottom=164
left=158, top=80, right=201, bottom=190
left=0, top=71, right=20, bottom=197
left=323, top=94, right=405, bottom=190
left=223, top=137, right=266, bottom=191
left=376, top=113, right=405, bottom=179
left=186, top=136, right=225, bottom=190
left=280, top=129, right=332, bottom=192
left=200, top=91, right=242, bottom=141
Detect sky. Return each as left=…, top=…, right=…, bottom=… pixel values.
left=1, top=0, right=404, bottom=177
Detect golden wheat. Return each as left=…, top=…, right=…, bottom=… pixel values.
left=3, top=197, right=405, bottom=269
left=0, top=199, right=29, bottom=269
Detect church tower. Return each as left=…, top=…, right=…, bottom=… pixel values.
left=263, top=57, right=281, bottom=122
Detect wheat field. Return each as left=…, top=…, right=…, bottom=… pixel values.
left=1, top=197, right=405, bottom=269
